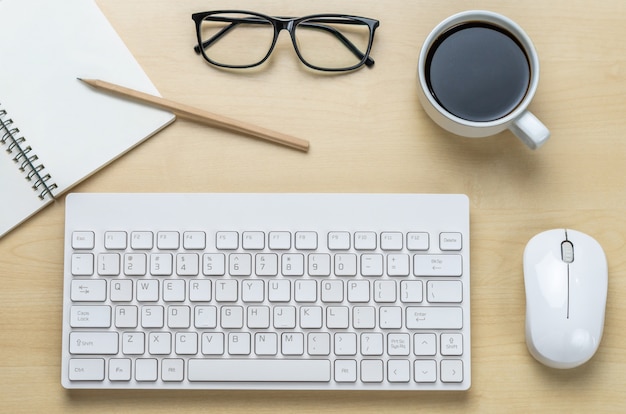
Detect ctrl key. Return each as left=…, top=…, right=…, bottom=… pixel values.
left=69, top=358, right=105, bottom=381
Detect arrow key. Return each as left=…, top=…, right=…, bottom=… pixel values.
left=441, top=359, right=463, bottom=383
left=387, top=360, right=410, bottom=383
left=414, top=360, right=437, bottom=383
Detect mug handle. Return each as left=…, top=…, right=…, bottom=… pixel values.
left=510, top=111, right=550, bottom=150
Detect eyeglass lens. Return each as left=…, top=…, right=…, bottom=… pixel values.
left=197, top=13, right=373, bottom=70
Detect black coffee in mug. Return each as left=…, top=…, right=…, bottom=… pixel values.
left=425, top=23, right=530, bottom=122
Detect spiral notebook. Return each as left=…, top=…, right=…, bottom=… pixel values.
left=0, top=0, right=175, bottom=238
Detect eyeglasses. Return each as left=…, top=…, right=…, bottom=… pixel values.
left=192, top=11, right=380, bottom=72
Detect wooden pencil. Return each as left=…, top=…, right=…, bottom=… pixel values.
left=78, top=78, right=310, bottom=152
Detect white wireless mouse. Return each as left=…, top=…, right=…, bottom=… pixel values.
left=523, top=229, right=608, bottom=369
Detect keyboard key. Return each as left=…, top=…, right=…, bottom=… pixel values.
left=373, top=280, right=396, bottom=303
left=334, top=333, right=357, bottom=355
left=387, top=254, right=410, bottom=276
left=136, top=280, right=159, bottom=302
left=441, top=360, right=464, bottom=383
left=255, top=333, right=277, bottom=355
left=175, top=332, right=198, bottom=354
left=308, top=254, right=331, bottom=276
left=405, top=307, right=463, bottom=330
left=150, top=253, right=172, bottom=276
left=97, top=253, right=120, bottom=276
left=202, top=253, right=225, bottom=276
left=414, top=360, right=437, bottom=383
left=68, top=358, right=105, bottom=381
left=188, top=359, right=331, bottom=382
left=131, top=231, right=153, bottom=250
left=308, top=333, right=330, bottom=355
left=335, top=254, right=357, bottom=276
left=71, top=253, right=94, bottom=276
left=441, top=333, right=464, bottom=356
left=242, top=280, right=264, bottom=302
left=72, top=231, right=94, bottom=250
left=109, top=358, right=131, bottom=381
left=439, top=232, right=462, bottom=251
left=413, top=255, right=462, bottom=277
left=268, top=280, right=290, bottom=302
left=195, top=306, right=217, bottom=329
left=162, top=358, right=184, bottom=382
left=70, top=305, right=111, bottom=328
left=427, top=280, right=463, bottom=303
left=71, top=280, right=106, bottom=302
left=327, top=232, right=350, bottom=250
left=335, top=359, right=357, bottom=382
left=353, top=307, right=376, bottom=329
left=400, top=280, right=423, bottom=303
left=347, top=280, right=370, bottom=303
left=282, top=254, right=304, bottom=276
left=135, top=358, right=158, bottom=382
left=176, top=253, right=199, bottom=276
left=70, top=332, right=118, bottom=354
left=157, top=231, right=179, bottom=250
left=183, top=231, right=206, bottom=250
left=406, top=232, right=429, bottom=251
left=216, top=232, right=238, bottom=250
left=229, top=253, right=252, bottom=276
left=380, top=232, right=403, bottom=250
left=360, top=254, right=383, bottom=276
left=228, top=332, right=251, bottom=355
left=242, top=231, right=265, bottom=250
left=361, top=360, right=384, bottom=383
left=379, top=306, right=402, bottom=329
left=114, top=306, right=138, bottom=328
left=110, top=280, right=133, bottom=302
left=124, top=253, right=147, bottom=276
left=256, top=253, right=278, bottom=276
left=361, top=332, right=383, bottom=355
left=122, top=332, right=145, bottom=355
left=269, top=231, right=291, bottom=250
left=388, top=333, right=410, bottom=356
left=354, top=232, right=377, bottom=250
left=189, top=280, right=212, bottom=302
left=281, top=332, right=304, bottom=355
left=215, top=280, right=238, bottom=302
left=201, top=332, right=224, bottom=355
left=414, top=333, right=437, bottom=356
left=295, top=231, right=318, bottom=250
left=294, top=280, right=317, bottom=302
left=387, top=360, right=410, bottom=382
left=105, top=231, right=127, bottom=250
left=167, top=305, right=190, bottom=327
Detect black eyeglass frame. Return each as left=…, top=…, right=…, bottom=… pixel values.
left=192, top=10, right=380, bottom=72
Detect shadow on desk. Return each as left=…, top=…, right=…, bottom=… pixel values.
left=65, top=389, right=470, bottom=412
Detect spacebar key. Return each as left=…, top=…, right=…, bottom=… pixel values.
left=188, top=359, right=331, bottom=382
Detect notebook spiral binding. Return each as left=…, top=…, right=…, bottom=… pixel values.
left=0, top=107, right=57, bottom=200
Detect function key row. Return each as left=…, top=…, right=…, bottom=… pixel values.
left=72, top=231, right=462, bottom=252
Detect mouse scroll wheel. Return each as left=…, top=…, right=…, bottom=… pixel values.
left=561, top=240, right=574, bottom=263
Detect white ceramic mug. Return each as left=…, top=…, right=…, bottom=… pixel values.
left=417, top=10, right=550, bottom=149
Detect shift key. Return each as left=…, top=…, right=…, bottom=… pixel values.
left=69, top=332, right=118, bottom=354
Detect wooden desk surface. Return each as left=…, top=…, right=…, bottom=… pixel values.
left=2, top=0, right=625, bottom=412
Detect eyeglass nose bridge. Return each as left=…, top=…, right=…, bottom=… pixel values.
left=266, top=19, right=300, bottom=62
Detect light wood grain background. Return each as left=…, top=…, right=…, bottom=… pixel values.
left=1, top=0, right=625, bottom=412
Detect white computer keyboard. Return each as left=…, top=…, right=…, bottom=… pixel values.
left=61, top=193, right=470, bottom=390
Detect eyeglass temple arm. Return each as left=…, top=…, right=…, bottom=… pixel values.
left=194, top=16, right=375, bottom=67
left=193, top=21, right=239, bottom=54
